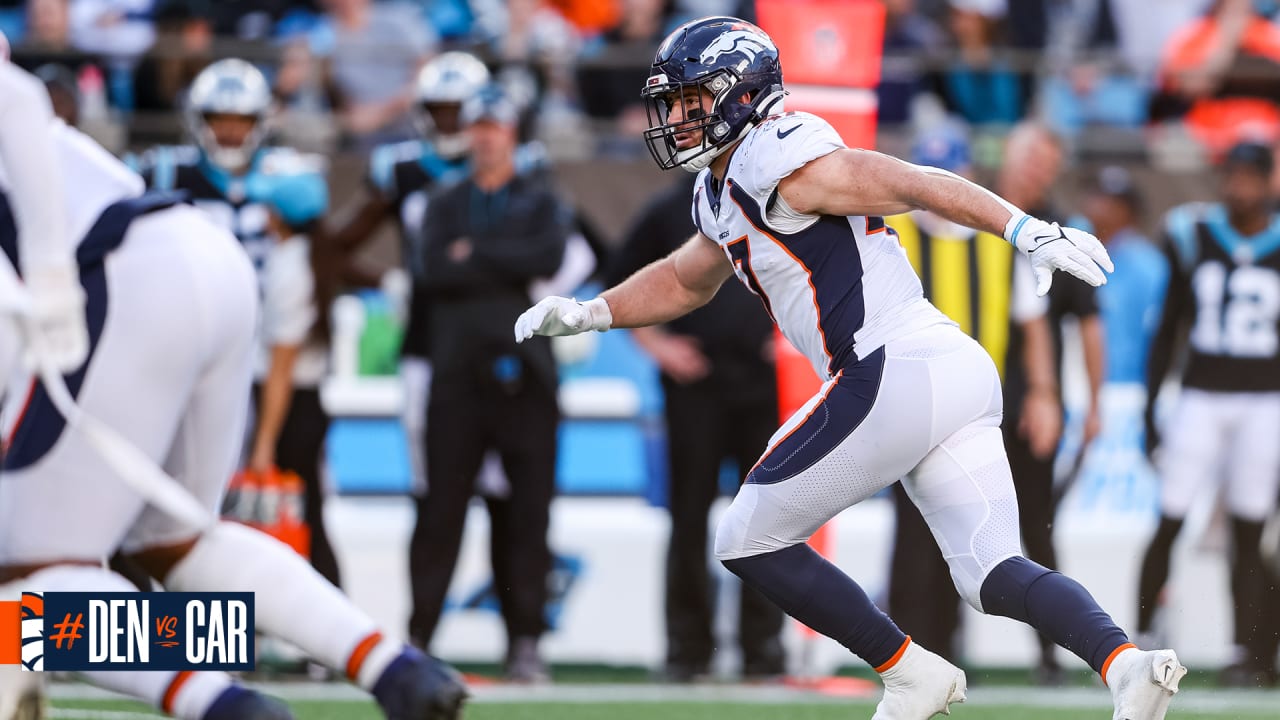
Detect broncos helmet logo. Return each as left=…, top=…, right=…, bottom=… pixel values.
left=699, top=29, right=777, bottom=66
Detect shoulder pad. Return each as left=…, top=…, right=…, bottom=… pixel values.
left=130, top=145, right=200, bottom=190
left=258, top=148, right=328, bottom=177
left=251, top=170, right=329, bottom=227
left=1163, top=202, right=1210, bottom=268
left=733, top=112, right=845, bottom=200
left=368, top=140, right=427, bottom=196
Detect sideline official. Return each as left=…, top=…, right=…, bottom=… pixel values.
left=407, top=86, right=570, bottom=682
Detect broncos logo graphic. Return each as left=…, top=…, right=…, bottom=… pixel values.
left=20, top=592, right=44, bottom=672
left=699, top=29, right=776, bottom=66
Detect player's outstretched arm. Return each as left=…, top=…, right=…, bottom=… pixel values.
left=779, top=148, right=1114, bottom=295
left=0, top=62, right=87, bottom=372
left=514, top=232, right=731, bottom=342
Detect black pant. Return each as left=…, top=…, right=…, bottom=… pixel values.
left=408, top=374, right=558, bottom=649
left=662, top=374, right=785, bottom=673
left=888, top=483, right=962, bottom=662
left=251, top=384, right=340, bottom=587
left=276, top=387, right=339, bottom=587
left=1003, top=422, right=1059, bottom=666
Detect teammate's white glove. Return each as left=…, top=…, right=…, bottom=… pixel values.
left=514, top=296, right=612, bottom=342
left=1006, top=214, right=1114, bottom=296
left=22, top=262, right=88, bottom=372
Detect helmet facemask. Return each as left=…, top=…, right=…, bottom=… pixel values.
left=189, top=110, right=269, bottom=172
left=642, top=69, right=784, bottom=173
left=414, top=100, right=469, bottom=160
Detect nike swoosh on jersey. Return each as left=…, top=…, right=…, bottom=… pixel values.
left=777, top=124, right=801, bottom=139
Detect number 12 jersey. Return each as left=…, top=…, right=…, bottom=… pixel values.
left=1163, top=202, right=1280, bottom=391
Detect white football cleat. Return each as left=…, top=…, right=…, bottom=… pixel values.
left=872, top=641, right=967, bottom=720
left=1108, top=647, right=1187, bottom=720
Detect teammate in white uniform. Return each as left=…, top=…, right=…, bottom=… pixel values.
left=0, top=59, right=466, bottom=720
left=516, top=17, right=1186, bottom=720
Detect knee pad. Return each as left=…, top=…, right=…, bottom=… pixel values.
left=713, top=486, right=776, bottom=561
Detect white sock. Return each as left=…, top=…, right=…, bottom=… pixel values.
left=164, top=522, right=402, bottom=688
left=2, top=565, right=233, bottom=719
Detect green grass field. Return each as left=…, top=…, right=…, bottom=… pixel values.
left=48, top=681, right=1280, bottom=720
left=49, top=698, right=1280, bottom=720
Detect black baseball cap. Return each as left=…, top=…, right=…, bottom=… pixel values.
left=1086, top=165, right=1143, bottom=213
left=1222, top=141, right=1275, bottom=176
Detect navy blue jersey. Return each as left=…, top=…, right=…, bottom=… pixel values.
left=130, top=146, right=327, bottom=269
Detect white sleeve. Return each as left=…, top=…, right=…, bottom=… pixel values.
left=0, top=63, right=73, bottom=274
left=261, top=236, right=318, bottom=347
left=1011, top=253, right=1048, bottom=323
left=529, top=232, right=596, bottom=301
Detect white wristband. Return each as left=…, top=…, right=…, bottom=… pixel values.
left=581, top=297, right=613, bottom=332
left=1003, top=212, right=1031, bottom=247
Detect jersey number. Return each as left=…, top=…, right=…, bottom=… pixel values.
left=1190, top=261, right=1280, bottom=358
left=193, top=200, right=272, bottom=267
left=725, top=236, right=776, bottom=322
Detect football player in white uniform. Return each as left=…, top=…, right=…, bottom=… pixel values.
left=0, top=59, right=465, bottom=720
left=516, top=17, right=1186, bottom=720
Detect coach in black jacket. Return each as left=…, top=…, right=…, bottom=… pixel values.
left=407, top=87, right=569, bottom=682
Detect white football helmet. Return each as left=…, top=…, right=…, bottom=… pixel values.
left=185, top=58, right=273, bottom=171
left=413, top=52, right=490, bottom=159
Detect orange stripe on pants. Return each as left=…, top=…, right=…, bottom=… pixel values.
left=1, top=601, right=23, bottom=664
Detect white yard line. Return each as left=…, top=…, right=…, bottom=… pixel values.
left=48, top=681, right=1280, bottom=713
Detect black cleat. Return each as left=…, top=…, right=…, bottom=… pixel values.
left=372, top=648, right=468, bottom=720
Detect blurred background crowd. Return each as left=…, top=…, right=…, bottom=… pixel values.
left=6, top=0, right=1280, bottom=692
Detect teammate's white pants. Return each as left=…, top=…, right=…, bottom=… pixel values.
left=1157, top=388, right=1280, bottom=522
left=0, top=205, right=257, bottom=564
left=0, top=313, right=17, bottom=408
left=714, top=323, right=1023, bottom=609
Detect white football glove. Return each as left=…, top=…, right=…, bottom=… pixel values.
left=1006, top=215, right=1115, bottom=296
left=22, top=261, right=88, bottom=373
left=514, top=296, right=612, bottom=342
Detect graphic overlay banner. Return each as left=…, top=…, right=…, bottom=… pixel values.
left=2, top=592, right=254, bottom=671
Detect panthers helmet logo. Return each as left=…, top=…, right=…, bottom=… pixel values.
left=699, top=29, right=777, bottom=66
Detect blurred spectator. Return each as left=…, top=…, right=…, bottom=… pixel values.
left=935, top=0, right=1029, bottom=127
left=577, top=0, right=670, bottom=126
left=672, top=0, right=755, bottom=25
left=67, top=0, right=156, bottom=61
left=1153, top=0, right=1280, bottom=154
left=886, top=121, right=1051, bottom=665
left=13, top=0, right=109, bottom=101
left=1108, top=0, right=1212, bottom=81
left=25, top=0, right=72, bottom=50
left=607, top=174, right=785, bottom=683
left=878, top=0, right=946, bottom=126
left=408, top=87, right=572, bottom=682
left=994, top=121, right=1104, bottom=684
left=1079, top=166, right=1168, bottom=385
left=130, top=0, right=214, bottom=113
left=545, top=0, right=620, bottom=36
left=33, top=62, right=80, bottom=124
left=1037, top=0, right=1151, bottom=138
left=478, top=0, right=582, bottom=126
left=204, top=0, right=321, bottom=40
left=310, top=0, right=437, bottom=148
left=1141, top=142, right=1280, bottom=687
